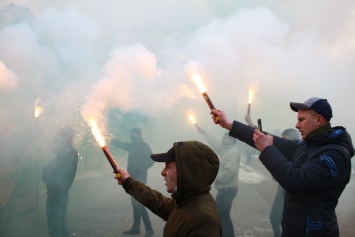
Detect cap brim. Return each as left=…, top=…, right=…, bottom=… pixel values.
left=290, top=102, right=310, bottom=112
left=150, top=148, right=175, bottom=162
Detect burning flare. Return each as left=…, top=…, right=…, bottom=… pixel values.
left=90, top=120, right=105, bottom=147
left=89, top=119, right=121, bottom=177
left=248, top=88, right=254, bottom=104
left=190, top=72, right=218, bottom=122
left=34, top=98, right=42, bottom=118
left=247, top=87, right=254, bottom=115
left=34, top=107, right=42, bottom=118
left=191, top=74, right=206, bottom=93
left=188, top=114, right=199, bottom=129
left=188, top=115, right=196, bottom=124
left=191, top=73, right=216, bottom=110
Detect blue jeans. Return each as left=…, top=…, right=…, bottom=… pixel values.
left=216, top=187, right=238, bottom=237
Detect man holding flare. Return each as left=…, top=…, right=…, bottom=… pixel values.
left=115, top=140, right=222, bottom=237
left=210, top=97, right=354, bottom=237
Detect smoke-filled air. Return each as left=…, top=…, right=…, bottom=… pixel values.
left=1, top=0, right=354, bottom=236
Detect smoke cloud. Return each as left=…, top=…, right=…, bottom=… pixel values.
left=0, top=59, right=17, bottom=90
left=1, top=1, right=354, bottom=139
left=1, top=1, right=355, bottom=236
left=82, top=44, right=196, bottom=128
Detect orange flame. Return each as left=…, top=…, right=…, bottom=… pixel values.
left=89, top=120, right=105, bottom=147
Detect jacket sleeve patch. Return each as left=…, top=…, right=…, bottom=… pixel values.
left=319, top=154, right=339, bottom=177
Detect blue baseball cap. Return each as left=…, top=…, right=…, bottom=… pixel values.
left=290, top=97, right=333, bottom=122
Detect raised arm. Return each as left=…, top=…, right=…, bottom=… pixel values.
left=210, top=109, right=233, bottom=130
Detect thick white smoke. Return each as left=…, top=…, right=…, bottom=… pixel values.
left=1, top=2, right=354, bottom=136
left=1, top=1, right=355, bottom=236
left=0, top=60, right=17, bottom=91
left=81, top=44, right=196, bottom=133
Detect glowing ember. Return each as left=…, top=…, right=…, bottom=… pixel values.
left=89, top=120, right=105, bottom=147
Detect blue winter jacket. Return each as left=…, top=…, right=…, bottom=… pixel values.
left=229, top=121, right=354, bottom=237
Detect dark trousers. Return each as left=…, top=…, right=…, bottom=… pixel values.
left=46, top=194, right=70, bottom=237
left=216, top=187, right=238, bottom=237
left=131, top=197, right=153, bottom=231
left=270, top=185, right=285, bottom=237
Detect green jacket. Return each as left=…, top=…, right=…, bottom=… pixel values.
left=122, top=141, right=222, bottom=237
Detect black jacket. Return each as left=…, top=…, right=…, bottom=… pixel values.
left=41, top=143, right=78, bottom=197
left=111, top=137, right=153, bottom=183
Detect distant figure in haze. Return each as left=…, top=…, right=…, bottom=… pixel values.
left=210, top=97, right=354, bottom=237
left=111, top=127, right=154, bottom=237
left=195, top=124, right=240, bottom=237
left=41, top=127, right=78, bottom=237
left=115, top=141, right=222, bottom=237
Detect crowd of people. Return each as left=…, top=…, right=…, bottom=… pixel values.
left=41, top=97, right=354, bottom=237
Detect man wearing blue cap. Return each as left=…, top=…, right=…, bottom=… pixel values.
left=210, top=97, right=354, bottom=237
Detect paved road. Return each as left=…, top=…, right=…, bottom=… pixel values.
left=1, top=159, right=355, bottom=237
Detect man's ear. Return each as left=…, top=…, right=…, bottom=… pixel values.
left=316, top=115, right=327, bottom=125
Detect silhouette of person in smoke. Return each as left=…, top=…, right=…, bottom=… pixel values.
left=41, top=127, right=78, bottom=237
left=111, top=127, right=154, bottom=237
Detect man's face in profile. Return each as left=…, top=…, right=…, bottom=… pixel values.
left=161, top=161, right=177, bottom=193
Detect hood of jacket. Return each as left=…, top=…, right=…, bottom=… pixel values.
left=171, top=141, right=219, bottom=203
left=306, top=125, right=354, bottom=158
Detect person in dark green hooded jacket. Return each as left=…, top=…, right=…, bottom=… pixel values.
left=115, top=141, right=222, bottom=237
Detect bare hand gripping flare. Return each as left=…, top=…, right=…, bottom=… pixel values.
left=90, top=120, right=121, bottom=178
